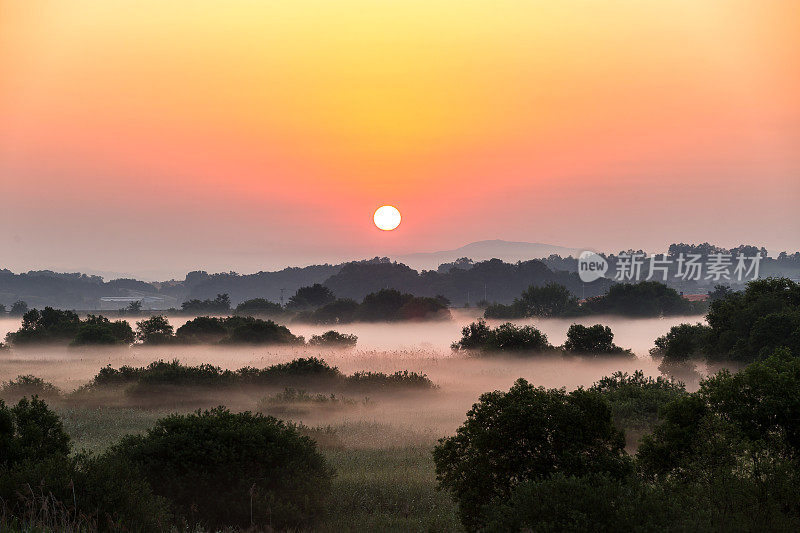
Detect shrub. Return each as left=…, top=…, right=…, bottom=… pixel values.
left=306, top=298, right=359, bottom=324
left=434, top=379, right=630, bottom=529
left=584, top=281, right=698, bottom=316
left=235, top=297, right=283, bottom=315
left=451, top=319, right=555, bottom=354
left=71, top=314, right=135, bottom=346
left=308, top=330, right=358, bottom=348
left=135, top=315, right=175, bottom=344
left=222, top=318, right=304, bottom=345
left=650, top=322, right=711, bottom=363
left=112, top=407, right=333, bottom=530
left=344, top=370, right=436, bottom=391
left=590, top=370, right=685, bottom=429
left=0, top=375, right=61, bottom=403
left=563, top=324, right=634, bottom=357
left=5, top=307, right=81, bottom=345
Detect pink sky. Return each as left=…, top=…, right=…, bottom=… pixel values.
left=1, top=1, right=798, bottom=278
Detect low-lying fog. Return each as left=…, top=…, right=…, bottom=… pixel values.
left=0, top=311, right=706, bottom=443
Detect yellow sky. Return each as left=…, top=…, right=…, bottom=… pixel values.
left=1, top=1, right=798, bottom=275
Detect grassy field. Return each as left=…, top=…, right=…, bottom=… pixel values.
left=56, top=406, right=462, bottom=532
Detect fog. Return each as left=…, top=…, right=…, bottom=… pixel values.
left=0, top=311, right=705, bottom=444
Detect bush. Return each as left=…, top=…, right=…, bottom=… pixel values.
left=223, top=318, right=304, bottom=345
left=306, top=298, right=359, bottom=324
left=135, top=315, right=175, bottom=345
left=0, top=375, right=61, bottom=403
left=308, top=330, right=358, bottom=348
left=451, top=319, right=555, bottom=354
left=5, top=307, right=81, bottom=345
left=584, top=281, right=698, bottom=316
left=71, top=314, right=135, bottom=346
left=590, top=370, right=685, bottom=429
left=433, top=379, right=630, bottom=530
left=235, top=297, right=284, bottom=315
left=650, top=322, right=711, bottom=363
left=112, top=407, right=333, bottom=530
left=563, top=324, right=634, bottom=357
left=344, top=370, right=436, bottom=391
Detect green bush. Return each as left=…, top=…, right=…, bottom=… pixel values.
left=433, top=379, right=630, bottom=530
left=71, top=314, right=135, bottom=346
left=0, top=397, right=168, bottom=531
left=451, top=319, right=555, bottom=354
left=590, top=370, right=685, bottom=429
left=563, top=324, right=634, bottom=357
left=344, top=370, right=436, bottom=391
left=308, top=330, right=358, bottom=348
left=0, top=375, right=61, bottom=403
left=5, top=307, right=81, bottom=345
left=113, top=407, right=333, bottom=530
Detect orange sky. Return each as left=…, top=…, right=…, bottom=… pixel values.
left=1, top=1, right=798, bottom=278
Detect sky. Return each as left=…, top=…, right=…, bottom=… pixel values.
left=1, top=1, right=799, bottom=279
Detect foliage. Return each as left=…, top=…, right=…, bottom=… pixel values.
left=223, top=317, right=304, bottom=345
left=451, top=319, right=555, bottom=354
left=5, top=307, right=81, bottom=345
left=0, top=375, right=61, bottom=403
left=309, top=330, right=358, bottom=348
left=433, top=379, right=630, bottom=530
left=355, top=289, right=449, bottom=322
left=344, top=370, right=437, bottom=391
left=584, top=281, right=698, bottom=316
left=650, top=322, right=711, bottom=363
left=135, top=315, right=175, bottom=344
left=305, top=298, right=360, bottom=324
left=112, top=407, right=333, bottom=530
left=9, top=300, right=28, bottom=316
left=484, top=283, right=581, bottom=319
left=704, top=277, right=800, bottom=362
left=71, top=314, right=135, bottom=346
left=563, top=324, right=634, bottom=357
left=235, top=297, right=283, bottom=315
left=287, top=283, right=336, bottom=309
left=590, top=370, right=685, bottom=429
left=180, top=293, right=231, bottom=314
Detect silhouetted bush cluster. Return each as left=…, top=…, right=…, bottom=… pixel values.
left=589, top=370, right=685, bottom=429
left=452, top=319, right=635, bottom=357
left=80, top=357, right=436, bottom=395
left=4, top=308, right=134, bottom=346
left=298, top=289, right=450, bottom=323
left=652, top=278, right=800, bottom=365
left=485, top=281, right=702, bottom=319
left=0, top=397, right=333, bottom=531
left=436, top=348, right=800, bottom=531
left=308, top=330, right=358, bottom=347
left=112, top=407, right=333, bottom=530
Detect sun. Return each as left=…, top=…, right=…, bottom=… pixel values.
left=373, top=205, right=401, bottom=231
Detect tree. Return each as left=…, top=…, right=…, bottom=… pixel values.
left=123, top=300, right=142, bottom=314
left=9, top=300, right=28, bottom=317
left=451, top=319, right=554, bottom=354
left=584, top=281, right=697, bottom=316
left=181, top=293, right=231, bottom=314
left=4, top=307, right=81, bottom=345
left=235, top=297, right=283, bottom=315
left=308, top=330, right=358, bottom=348
left=287, top=284, right=335, bottom=309
left=112, top=407, right=333, bottom=529
left=135, top=315, right=175, bottom=344
left=519, top=282, right=581, bottom=316
left=434, top=379, right=630, bottom=530
left=563, top=324, right=633, bottom=356
left=71, top=315, right=135, bottom=345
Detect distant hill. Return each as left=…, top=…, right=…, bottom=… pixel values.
left=394, top=240, right=588, bottom=271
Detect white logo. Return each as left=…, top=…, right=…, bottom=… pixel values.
left=578, top=251, right=608, bottom=282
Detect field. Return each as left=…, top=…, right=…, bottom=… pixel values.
left=0, top=312, right=699, bottom=531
